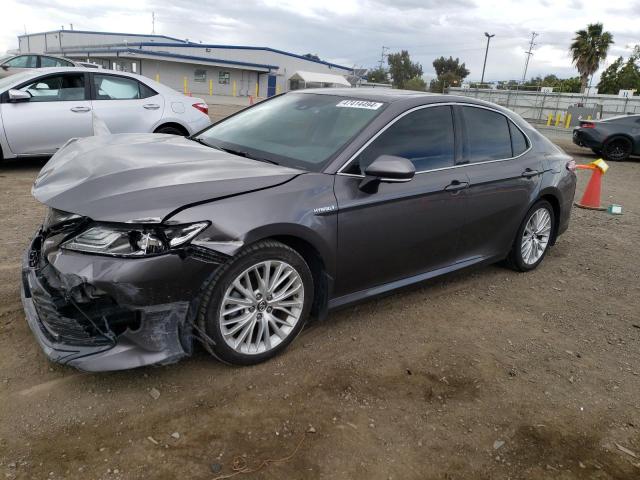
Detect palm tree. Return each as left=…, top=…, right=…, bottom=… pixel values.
left=570, top=23, right=614, bottom=93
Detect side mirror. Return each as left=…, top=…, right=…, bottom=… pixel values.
left=1, top=65, right=8, bottom=71
left=359, top=155, right=415, bottom=192
left=8, top=89, right=31, bottom=102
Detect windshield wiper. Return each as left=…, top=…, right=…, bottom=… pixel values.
left=190, top=137, right=279, bottom=165
left=217, top=146, right=279, bottom=165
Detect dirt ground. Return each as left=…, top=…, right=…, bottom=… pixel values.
left=0, top=135, right=639, bottom=480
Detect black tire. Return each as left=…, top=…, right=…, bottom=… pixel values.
left=603, top=136, right=632, bottom=161
left=154, top=125, right=187, bottom=136
left=197, top=240, right=314, bottom=365
left=506, top=200, right=555, bottom=272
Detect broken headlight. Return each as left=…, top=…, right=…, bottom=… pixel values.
left=62, top=222, right=209, bottom=257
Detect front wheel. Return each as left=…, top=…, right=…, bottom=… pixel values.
left=507, top=200, right=555, bottom=272
left=197, top=240, right=314, bottom=365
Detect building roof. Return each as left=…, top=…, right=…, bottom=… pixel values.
left=289, top=71, right=350, bottom=86
left=17, top=30, right=353, bottom=72
left=18, top=29, right=186, bottom=44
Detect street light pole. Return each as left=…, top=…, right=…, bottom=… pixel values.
left=480, top=32, right=495, bottom=86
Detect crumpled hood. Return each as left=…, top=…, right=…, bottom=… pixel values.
left=33, top=134, right=302, bottom=222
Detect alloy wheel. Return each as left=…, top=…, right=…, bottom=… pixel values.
left=521, top=208, right=552, bottom=265
left=605, top=139, right=631, bottom=161
left=219, top=260, right=304, bottom=355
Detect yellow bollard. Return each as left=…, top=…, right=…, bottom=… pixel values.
left=276, top=85, right=281, bottom=95
left=155, top=73, right=160, bottom=83
left=255, top=82, right=259, bottom=98
left=183, top=77, right=188, bottom=95
left=587, top=114, right=592, bottom=120
left=564, top=113, right=572, bottom=129
left=546, top=113, right=552, bottom=126
left=232, top=80, right=237, bottom=97
left=555, top=112, right=561, bottom=127
left=209, top=79, right=213, bottom=96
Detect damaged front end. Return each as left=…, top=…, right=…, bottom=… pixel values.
left=21, top=210, right=228, bottom=372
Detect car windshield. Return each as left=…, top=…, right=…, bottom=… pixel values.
left=195, top=93, right=386, bottom=171
left=0, top=71, right=38, bottom=91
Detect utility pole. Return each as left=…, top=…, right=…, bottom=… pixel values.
left=152, top=11, right=155, bottom=34
left=379, top=46, right=389, bottom=69
left=480, top=32, right=495, bottom=86
left=521, top=31, right=538, bottom=84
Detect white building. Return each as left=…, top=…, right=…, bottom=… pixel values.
left=17, top=29, right=353, bottom=99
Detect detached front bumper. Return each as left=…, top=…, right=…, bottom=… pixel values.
left=21, top=230, right=225, bottom=372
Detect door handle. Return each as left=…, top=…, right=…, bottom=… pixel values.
left=444, top=180, right=469, bottom=192
left=521, top=168, right=540, bottom=178
left=143, top=104, right=160, bottom=110
left=70, top=106, right=91, bottom=113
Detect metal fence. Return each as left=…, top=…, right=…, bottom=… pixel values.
left=448, top=87, right=640, bottom=123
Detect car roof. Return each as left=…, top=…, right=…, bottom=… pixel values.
left=295, top=88, right=506, bottom=109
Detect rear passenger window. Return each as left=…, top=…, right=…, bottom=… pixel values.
left=509, top=121, right=528, bottom=156
left=462, top=107, right=512, bottom=162
left=346, top=105, right=455, bottom=174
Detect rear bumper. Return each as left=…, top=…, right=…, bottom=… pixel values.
left=21, top=230, right=224, bottom=372
left=572, top=129, right=603, bottom=149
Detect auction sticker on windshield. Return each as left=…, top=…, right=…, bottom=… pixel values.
left=336, top=100, right=383, bottom=110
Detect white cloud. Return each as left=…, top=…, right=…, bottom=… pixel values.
left=1, top=0, right=635, bottom=82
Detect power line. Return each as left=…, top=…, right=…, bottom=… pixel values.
left=378, top=46, right=389, bottom=69
left=521, top=32, right=538, bottom=83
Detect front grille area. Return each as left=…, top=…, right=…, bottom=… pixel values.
left=25, top=226, right=139, bottom=347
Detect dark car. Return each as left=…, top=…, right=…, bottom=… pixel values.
left=572, top=114, right=640, bottom=161
left=21, top=89, right=577, bottom=371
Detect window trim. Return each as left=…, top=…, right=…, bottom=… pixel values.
left=89, top=72, right=157, bottom=101
left=336, top=102, right=532, bottom=179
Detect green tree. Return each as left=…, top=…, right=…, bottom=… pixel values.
left=569, top=23, right=614, bottom=92
left=428, top=56, right=469, bottom=92
left=598, top=47, right=640, bottom=94
left=405, top=76, right=427, bottom=91
left=303, top=53, right=321, bottom=61
left=387, top=50, right=423, bottom=89
left=366, top=67, right=388, bottom=84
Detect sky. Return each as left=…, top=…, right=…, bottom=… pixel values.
left=2, top=0, right=638, bottom=83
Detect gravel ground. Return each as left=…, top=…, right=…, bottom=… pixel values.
left=0, top=136, right=639, bottom=480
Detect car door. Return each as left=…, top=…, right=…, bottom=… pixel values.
left=90, top=73, right=164, bottom=134
left=333, top=105, right=469, bottom=297
left=1, top=72, right=93, bottom=155
left=456, top=105, right=543, bottom=260
left=0, top=55, right=38, bottom=79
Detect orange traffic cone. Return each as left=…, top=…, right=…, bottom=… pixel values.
left=575, top=159, right=609, bottom=210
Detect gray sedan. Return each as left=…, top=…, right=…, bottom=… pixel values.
left=22, top=89, right=577, bottom=371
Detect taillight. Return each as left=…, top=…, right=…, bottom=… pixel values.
left=580, top=122, right=595, bottom=128
left=566, top=159, right=576, bottom=172
left=192, top=102, right=208, bottom=115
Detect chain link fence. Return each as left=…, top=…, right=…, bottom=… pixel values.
left=448, top=86, right=640, bottom=124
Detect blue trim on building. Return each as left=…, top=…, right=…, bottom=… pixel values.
left=132, top=42, right=352, bottom=71
left=52, top=47, right=278, bottom=71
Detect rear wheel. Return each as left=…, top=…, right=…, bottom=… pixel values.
left=507, top=200, right=555, bottom=272
left=197, top=240, right=314, bottom=365
left=603, top=137, right=632, bottom=161
left=154, top=125, right=187, bottom=136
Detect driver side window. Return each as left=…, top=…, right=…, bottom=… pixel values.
left=20, top=74, right=86, bottom=102
left=4, top=55, right=37, bottom=68
left=344, top=105, right=455, bottom=175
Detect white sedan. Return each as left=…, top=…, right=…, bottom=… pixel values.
left=0, top=67, right=211, bottom=159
